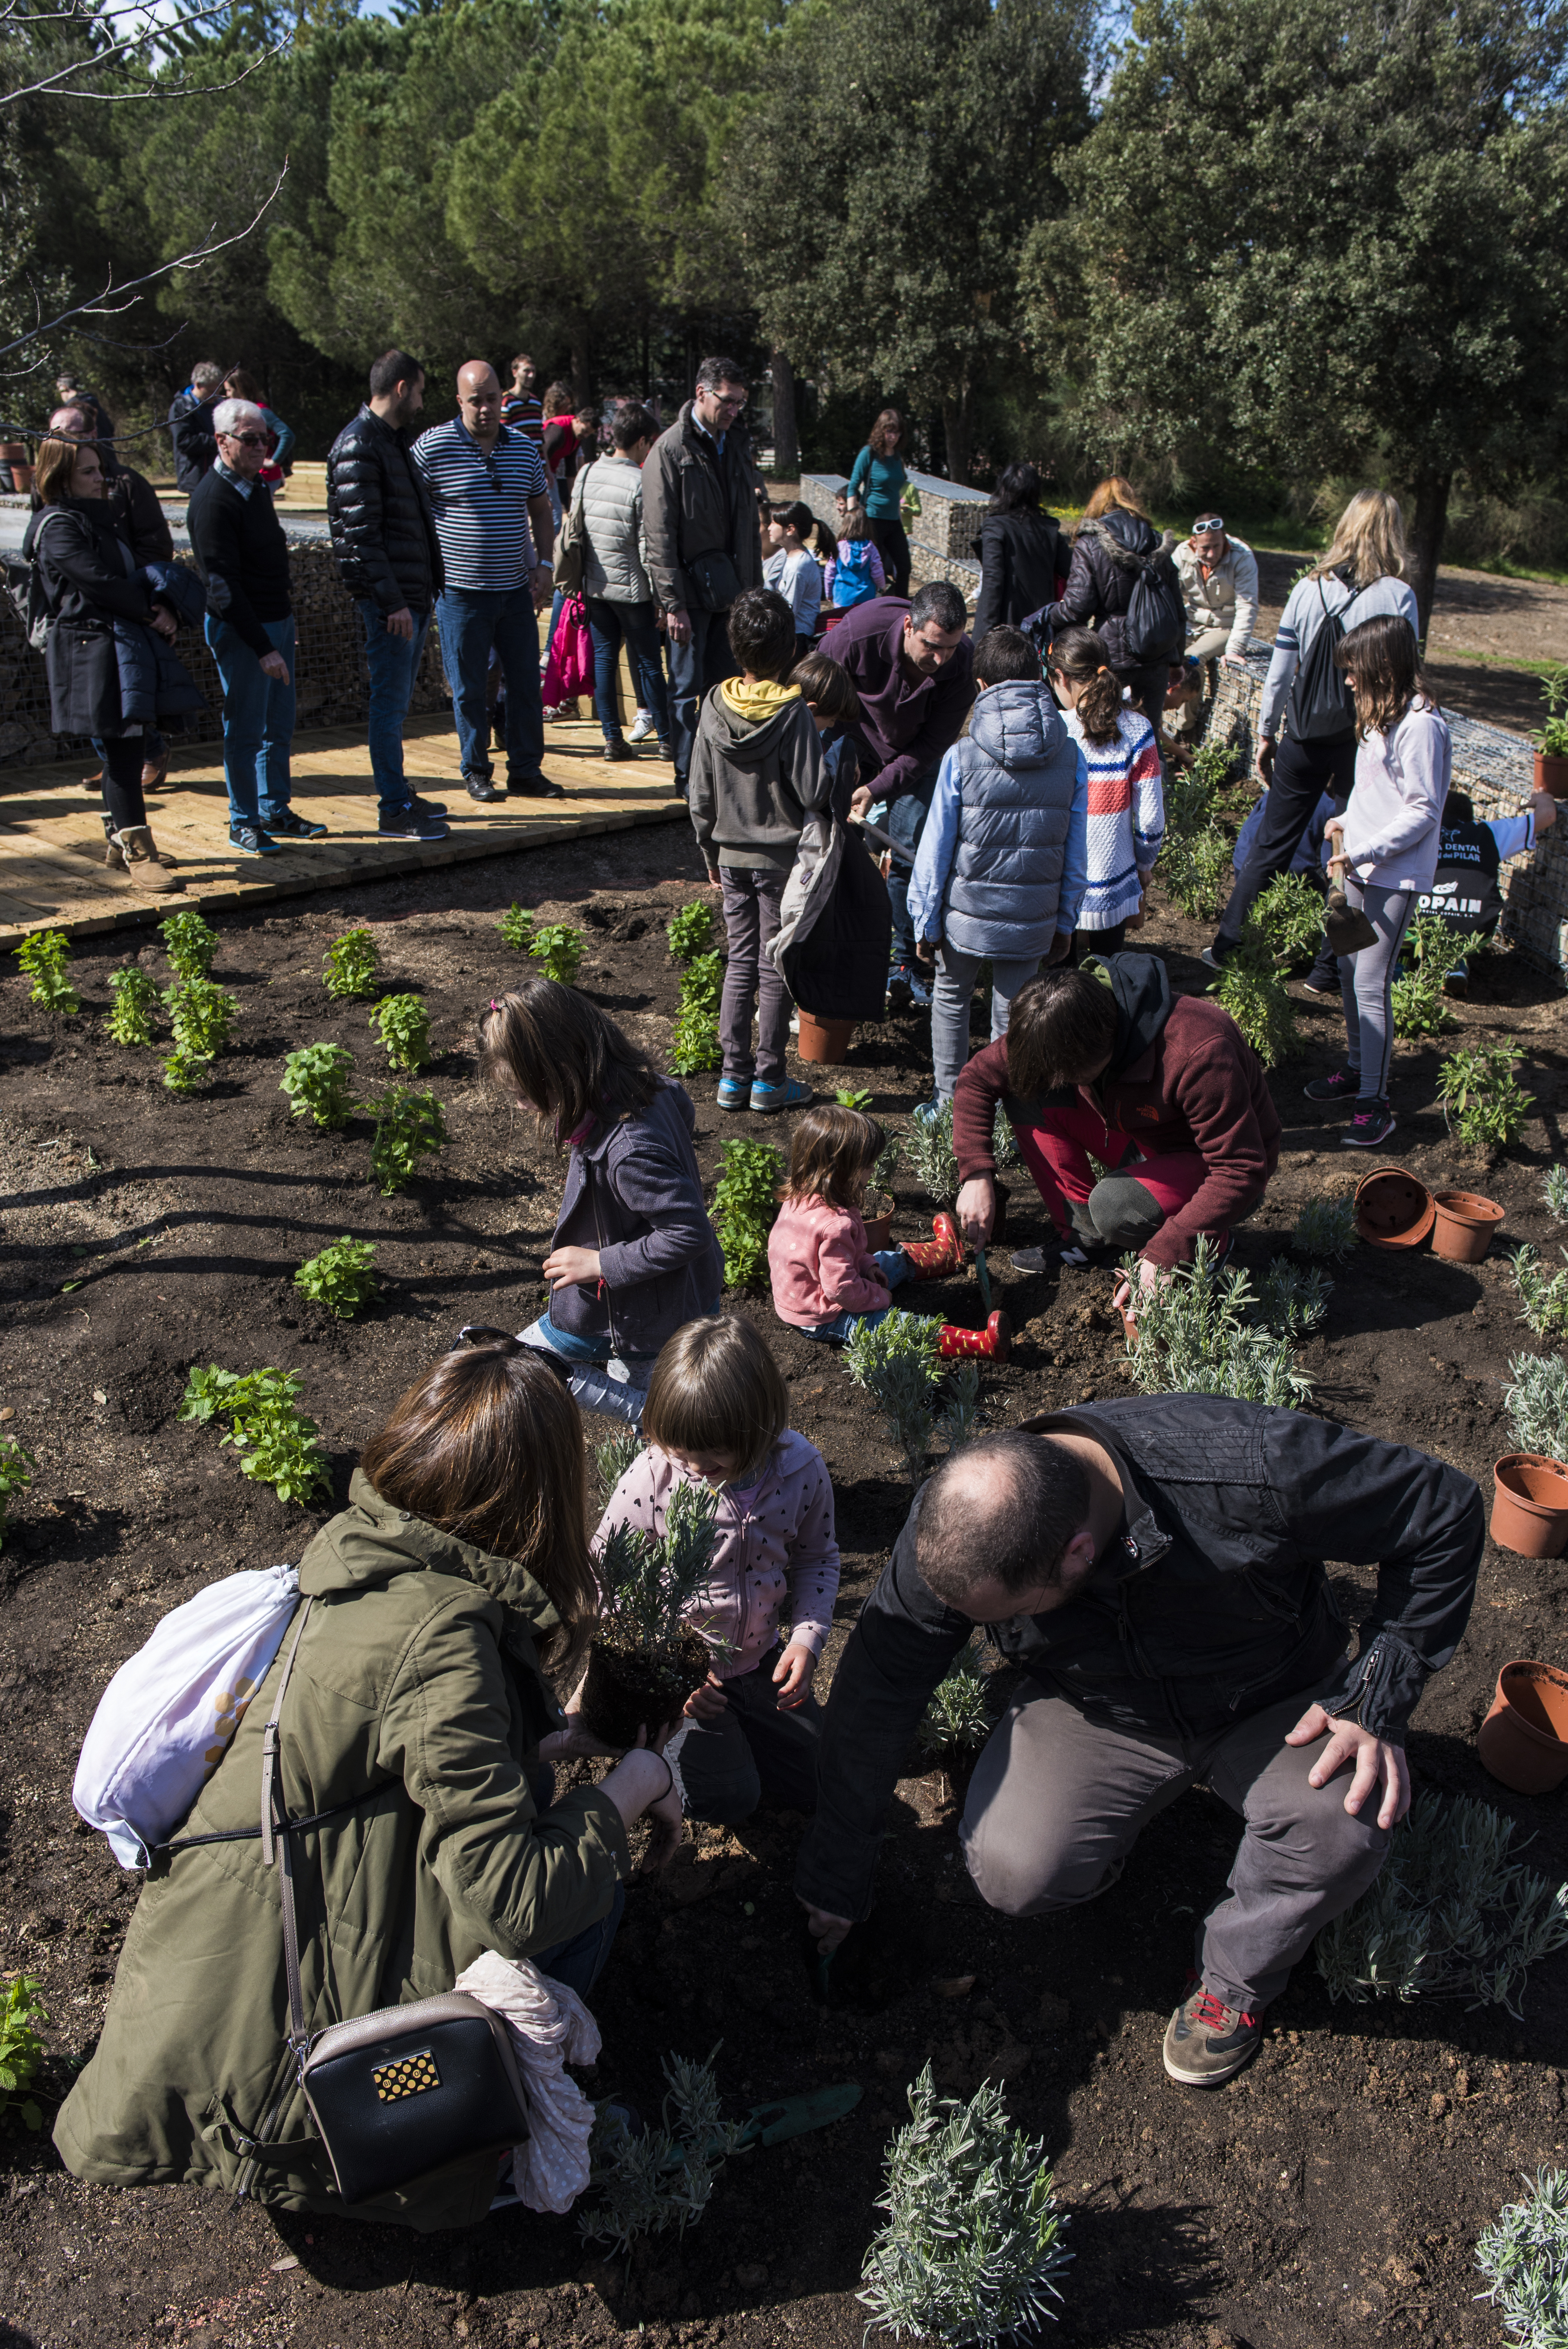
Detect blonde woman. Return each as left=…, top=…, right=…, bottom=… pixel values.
left=1207, top=488, right=1418, bottom=971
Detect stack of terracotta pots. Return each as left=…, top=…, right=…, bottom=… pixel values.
left=1353, top=1165, right=1505, bottom=1263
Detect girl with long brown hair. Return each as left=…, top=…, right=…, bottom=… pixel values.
left=1046, top=624, right=1165, bottom=959
left=848, top=407, right=911, bottom=595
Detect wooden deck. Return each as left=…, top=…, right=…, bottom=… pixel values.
left=0, top=711, right=687, bottom=947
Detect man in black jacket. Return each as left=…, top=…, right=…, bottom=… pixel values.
left=798, top=1403, right=1482, bottom=2086
left=167, top=362, right=223, bottom=494
left=327, top=349, right=449, bottom=844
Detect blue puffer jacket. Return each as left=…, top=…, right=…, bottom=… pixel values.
left=907, top=679, right=1088, bottom=961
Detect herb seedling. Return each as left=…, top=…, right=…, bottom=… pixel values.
left=365, top=1086, right=448, bottom=1194
left=1392, top=916, right=1487, bottom=1039
left=158, top=909, right=218, bottom=980
left=178, top=1365, right=331, bottom=1506
left=873, top=1134, right=903, bottom=1194
left=835, top=1086, right=874, bottom=1110
left=496, top=904, right=536, bottom=952
left=105, top=964, right=160, bottom=1047
left=907, top=1099, right=960, bottom=1207
left=1165, top=738, right=1239, bottom=838
left=843, top=1310, right=978, bottom=1484
left=1207, top=939, right=1297, bottom=1069
left=323, top=927, right=381, bottom=1000
left=530, top=923, right=583, bottom=985
left=1255, top=1258, right=1332, bottom=1335
left=1476, top=2165, right=1568, bottom=2349
left=917, top=1642, right=994, bottom=1763
left=672, top=950, right=723, bottom=1075
left=580, top=2046, right=743, bottom=2254
left=159, top=976, right=237, bottom=1091
left=1507, top=1245, right=1568, bottom=1341
left=1253, top=870, right=1325, bottom=965
left=1543, top=1165, right=1568, bottom=1224
left=991, top=1105, right=1017, bottom=1167
left=0, top=1433, right=36, bottom=1552
left=280, top=1041, right=356, bottom=1131
left=711, top=1137, right=783, bottom=1286
left=1159, top=825, right=1232, bottom=921
left=0, top=1974, right=48, bottom=2130
left=666, top=901, right=715, bottom=962
left=1532, top=661, right=1568, bottom=761
left=294, top=1235, right=379, bottom=1319
left=1439, top=1044, right=1534, bottom=1153
left=1292, top=1192, right=1359, bottom=1262
left=594, top=1428, right=644, bottom=1495
left=369, top=993, right=433, bottom=1073
left=582, top=1482, right=725, bottom=1741
left=1122, top=1235, right=1316, bottom=1406
left=1503, top=1353, right=1568, bottom=1463
left=13, top=930, right=79, bottom=1014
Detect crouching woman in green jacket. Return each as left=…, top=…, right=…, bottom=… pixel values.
left=55, top=1337, right=680, bottom=2231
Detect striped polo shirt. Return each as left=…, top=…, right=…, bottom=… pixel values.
left=411, top=418, right=547, bottom=593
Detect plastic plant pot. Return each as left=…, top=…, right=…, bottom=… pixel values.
left=862, top=1189, right=895, bottom=1251
left=1490, top=1452, right=1568, bottom=1559
left=1477, top=1658, right=1568, bottom=1795
left=1431, top=1189, right=1505, bottom=1263
left=1354, top=1163, right=1435, bottom=1250
left=1534, top=752, right=1568, bottom=799
left=797, top=1010, right=857, bottom=1064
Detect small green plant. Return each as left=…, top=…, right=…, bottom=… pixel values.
left=1392, top=916, right=1488, bottom=1039
left=1208, top=942, right=1297, bottom=1069
left=672, top=949, right=723, bottom=1076
left=280, top=1041, right=356, bottom=1131
left=1542, top=1165, right=1568, bottom=1224
left=530, top=922, right=583, bottom=985
left=873, top=1133, right=902, bottom=1194
left=907, top=1099, right=960, bottom=1207
left=579, top=2045, right=743, bottom=2254
left=1502, top=1353, right=1568, bottom=1462
left=835, top=1086, right=874, bottom=1110
left=595, top=1479, right=721, bottom=1653
left=178, top=1365, right=331, bottom=1506
left=1255, top=1257, right=1332, bottom=1336
left=1476, top=2167, right=1568, bottom=2349
left=0, top=1433, right=36, bottom=1553
left=1165, top=739, right=1238, bottom=839
left=1160, top=825, right=1232, bottom=921
left=991, top=1105, right=1017, bottom=1167
left=1292, top=1192, right=1360, bottom=1262
left=369, top=993, right=432, bottom=1073
left=13, top=929, right=79, bottom=1014
left=1438, top=1044, right=1534, bottom=1153
left=917, top=1642, right=995, bottom=1762
left=711, top=1137, right=783, bottom=1286
left=157, top=909, right=218, bottom=980
left=1253, top=871, right=1326, bottom=966
left=1532, top=661, right=1568, bottom=760
left=1508, top=1246, right=1568, bottom=1342
left=934, top=1358, right=982, bottom=1453
left=365, top=1086, right=448, bottom=1194
left=294, top=1235, right=378, bottom=1319
left=496, top=903, right=535, bottom=952
left=859, top=2064, right=1072, bottom=2345
left=105, top=963, right=160, bottom=1047
left=594, top=1428, right=645, bottom=1495
left=1123, top=1236, right=1316, bottom=1406
left=1315, top=1791, right=1568, bottom=2019
left=843, top=1310, right=978, bottom=1484
left=323, top=927, right=381, bottom=1000
left=160, top=1048, right=210, bottom=1094
left=160, top=976, right=238, bottom=1092
left=666, top=900, right=715, bottom=962
left=0, top=1973, right=48, bottom=2130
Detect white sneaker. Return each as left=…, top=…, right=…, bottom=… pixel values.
left=628, top=710, right=655, bottom=743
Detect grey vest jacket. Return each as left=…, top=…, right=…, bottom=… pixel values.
left=944, top=679, right=1081, bottom=959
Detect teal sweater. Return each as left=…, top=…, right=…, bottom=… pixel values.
left=848, top=446, right=908, bottom=520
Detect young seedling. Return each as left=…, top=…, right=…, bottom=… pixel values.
left=859, top=2065, right=1072, bottom=2345
left=105, top=964, right=160, bottom=1047
left=834, top=1086, right=874, bottom=1111
left=0, top=1974, right=48, bottom=2131
left=1507, top=1245, right=1568, bottom=1342
left=0, top=1432, right=36, bottom=1552
left=907, top=1099, right=960, bottom=1207
left=1532, top=661, right=1568, bottom=761
left=1438, top=1044, right=1534, bottom=1153
left=1392, top=916, right=1487, bottom=1039
left=1503, top=1353, right=1568, bottom=1462
left=280, top=1041, right=357, bottom=1131
left=1164, top=738, right=1239, bottom=839
left=991, top=1104, right=1017, bottom=1167
left=666, top=901, right=715, bottom=962
left=843, top=1310, right=976, bottom=1484
left=496, top=903, right=536, bottom=953
left=579, top=2046, right=743, bottom=2254
left=593, top=1428, right=644, bottom=1496
left=1253, top=871, right=1325, bottom=966
left=711, top=1137, right=783, bottom=1286
left=873, top=1133, right=903, bottom=1194
left=158, top=908, right=219, bottom=980
left=1476, top=2165, right=1568, bottom=2349
left=160, top=976, right=238, bottom=1092
left=916, top=1641, right=994, bottom=1762
left=1121, top=1235, right=1316, bottom=1407
left=364, top=1087, right=448, bottom=1194
left=933, top=1358, right=981, bottom=1453
left=529, top=923, right=583, bottom=985
left=1255, top=1257, right=1333, bottom=1336
left=581, top=1480, right=722, bottom=1743
left=1543, top=1165, right=1568, bottom=1224
left=1207, top=938, right=1297, bottom=1069
left=1160, top=826, right=1232, bottom=921
left=13, top=930, right=79, bottom=1014
left=178, top=1364, right=331, bottom=1506
left=1292, top=1192, right=1359, bottom=1262
left=294, top=1236, right=379, bottom=1319
left=323, top=927, right=381, bottom=1000
left=368, top=993, right=433, bottom=1073
left=672, top=950, right=723, bottom=1076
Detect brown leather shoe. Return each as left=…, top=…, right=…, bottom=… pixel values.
left=141, top=751, right=169, bottom=793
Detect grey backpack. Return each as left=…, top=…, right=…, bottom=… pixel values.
left=2, top=508, right=68, bottom=652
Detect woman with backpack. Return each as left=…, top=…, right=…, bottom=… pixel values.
left=1029, top=476, right=1184, bottom=743
left=847, top=409, right=912, bottom=596
left=1206, top=488, right=1418, bottom=973
left=973, top=462, right=1067, bottom=638
left=823, top=499, right=885, bottom=614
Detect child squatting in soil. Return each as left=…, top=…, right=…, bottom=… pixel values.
left=590, top=1314, right=840, bottom=1824
left=479, top=980, right=725, bottom=1426
left=768, top=1103, right=1012, bottom=1359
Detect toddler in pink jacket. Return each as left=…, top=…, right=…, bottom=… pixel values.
left=592, top=1314, right=841, bottom=1823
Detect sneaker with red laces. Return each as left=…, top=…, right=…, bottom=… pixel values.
left=1163, top=1979, right=1263, bottom=2085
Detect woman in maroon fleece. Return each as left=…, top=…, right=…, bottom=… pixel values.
left=952, top=954, right=1281, bottom=1295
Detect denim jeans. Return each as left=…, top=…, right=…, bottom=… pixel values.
left=801, top=1251, right=909, bottom=1343
left=930, top=943, right=1044, bottom=1103
left=887, top=767, right=939, bottom=966
left=204, top=613, right=296, bottom=830
left=585, top=596, right=669, bottom=745
left=436, top=584, right=545, bottom=783
left=668, top=605, right=738, bottom=792
left=533, top=1880, right=626, bottom=2000
left=519, top=1300, right=723, bottom=1426
left=667, top=1650, right=824, bottom=1824
left=356, top=599, right=431, bottom=817
left=719, top=865, right=789, bottom=1086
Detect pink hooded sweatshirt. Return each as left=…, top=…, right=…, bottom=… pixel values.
left=592, top=1433, right=840, bottom=1680
left=768, top=1192, right=890, bottom=1329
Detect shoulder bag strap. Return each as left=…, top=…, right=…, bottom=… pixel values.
left=259, top=1596, right=316, bottom=2049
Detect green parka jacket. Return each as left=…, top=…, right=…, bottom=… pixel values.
left=54, top=1471, right=628, bottom=2230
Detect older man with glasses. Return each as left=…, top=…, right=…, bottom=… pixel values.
left=187, top=397, right=325, bottom=857
left=412, top=359, right=562, bottom=804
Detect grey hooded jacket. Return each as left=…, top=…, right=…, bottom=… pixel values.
left=688, top=684, right=832, bottom=872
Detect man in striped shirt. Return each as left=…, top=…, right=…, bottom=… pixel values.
left=413, top=360, right=563, bottom=803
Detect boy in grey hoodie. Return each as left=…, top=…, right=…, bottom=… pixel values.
left=690, top=585, right=830, bottom=1113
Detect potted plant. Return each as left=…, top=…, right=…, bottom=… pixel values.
left=578, top=1479, right=723, bottom=1746
left=1533, top=662, right=1568, bottom=797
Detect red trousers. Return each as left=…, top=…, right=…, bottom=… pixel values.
left=1015, top=1105, right=1213, bottom=1245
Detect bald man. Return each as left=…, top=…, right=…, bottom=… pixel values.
left=411, top=361, right=563, bottom=803
left=796, top=1405, right=1481, bottom=2088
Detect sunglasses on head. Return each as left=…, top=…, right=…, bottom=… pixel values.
left=448, top=1325, right=574, bottom=1383
left=1193, top=515, right=1224, bottom=534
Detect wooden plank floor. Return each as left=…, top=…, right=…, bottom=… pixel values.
left=0, top=711, right=686, bottom=948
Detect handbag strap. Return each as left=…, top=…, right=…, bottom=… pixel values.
left=259, top=1597, right=316, bottom=2051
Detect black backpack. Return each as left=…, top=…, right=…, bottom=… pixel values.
left=1287, top=573, right=1358, bottom=741
left=1121, top=542, right=1187, bottom=666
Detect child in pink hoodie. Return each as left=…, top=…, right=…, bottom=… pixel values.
left=767, top=1103, right=1009, bottom=1359
left=592, top=1314, right=838, bottom=1823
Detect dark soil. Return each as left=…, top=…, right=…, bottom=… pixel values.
left=3, top=815, right=1568, bottom=2349
left=578, top=1632, right=714, bottom=1753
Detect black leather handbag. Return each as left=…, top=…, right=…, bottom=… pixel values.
left=250, top=1601, right=531, bottom=2207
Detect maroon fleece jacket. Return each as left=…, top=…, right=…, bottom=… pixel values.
left=831, top=595, right=975, bottom=804
left=953, top=994, right=1282, bottom=1269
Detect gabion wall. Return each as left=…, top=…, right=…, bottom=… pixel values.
left=0, top=536, right=449, bottom=769
left=802, top=470, right=981, bottom=610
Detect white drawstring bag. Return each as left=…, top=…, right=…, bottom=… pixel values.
left=73, top=1562, right=300, bottom=1868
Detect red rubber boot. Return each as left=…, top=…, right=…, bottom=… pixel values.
left=938, top=1311, right=1012, bottom=1362
left=900, top=1212, right=964, bottom=1279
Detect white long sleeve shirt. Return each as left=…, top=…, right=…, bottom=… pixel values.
left=1340, top=697, right=1452, bottom=891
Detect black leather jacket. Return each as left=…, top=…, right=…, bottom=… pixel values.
left=326, top=403, right=444, bottom=614
left=795, top=1395, right=1483, bottom=1921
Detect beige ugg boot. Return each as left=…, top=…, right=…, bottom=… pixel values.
left=111, top=825, right=183, bottom=893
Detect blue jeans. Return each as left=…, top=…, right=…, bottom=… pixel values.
left=534, top=1878, right=625, bottom=2000
left=802, top=1250, right=909, bottom=1343
left=519, top=1299, right=723, bottom=1427
left=887, top=767, right=939, bottom=966
left=585, top=597, right=669, bottom=745
left=436, top=585, right=545, bottom=784
left=668, top=605, right=738, bottom=792
left=357, top=599, right=431, bottom=818
left=204, top=613, right=296, bottom=830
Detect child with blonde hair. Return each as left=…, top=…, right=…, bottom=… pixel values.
left=823, top=499, right=886, bottom=611
left=768, top=1103, right=1010, bottom=1359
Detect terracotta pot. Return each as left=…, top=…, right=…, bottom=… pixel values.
left=1354, top=1163, right=1434, bottom=1250
left=1477, top=1658, right=1568, bottom=1795
left=1431, top=1189, right=1504, bottom=1263
left=1535, top=751, right=1568, bottom=799
left=1491, top=1453, right=1568, bottom=1558
left=9, top=461, right=33, bottom=494
left=797, top=1009, right=856, bottom=1064
left=862, top=1189, right=895, bottom=1250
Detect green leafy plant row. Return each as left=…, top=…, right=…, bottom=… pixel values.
left=13, top=930, right=79, bottom=1014
left=666, top=900, right=715, bottom=962
left=671, top=950, right=723, bottom=1076
left=178, top=1365, right=331, bottom=1508
left=1122, top=1235, right=1324, bottom=1406
left=711, top=1137, right=782, bottom=1287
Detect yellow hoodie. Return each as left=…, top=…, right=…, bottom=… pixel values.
left=719, top=676, right=801, bottom=723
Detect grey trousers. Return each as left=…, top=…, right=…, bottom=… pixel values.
left=719, top=864, right=791, bottom=1087
left=668, top=1650, right=823, bottom=1823
left=959, top=1683, right=1390, bottom=2013
left=930, top=942, right=1043, bottom=1103
left=1339, top=877, right=1414, bottom=1103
